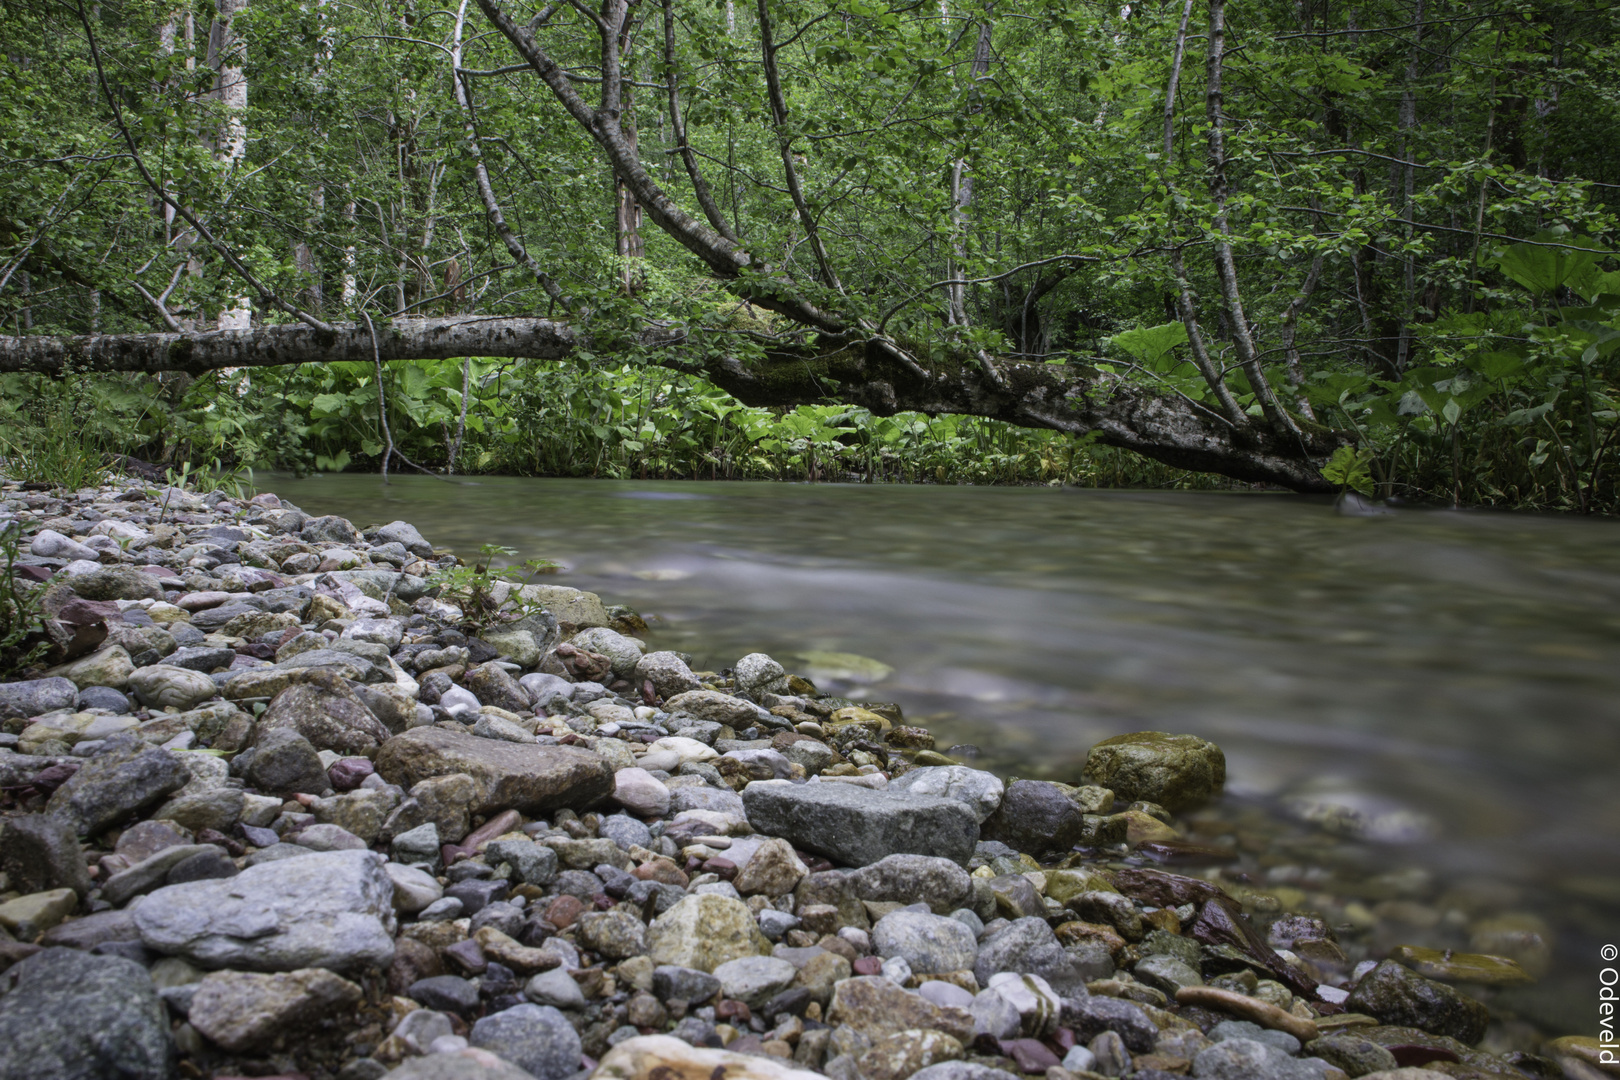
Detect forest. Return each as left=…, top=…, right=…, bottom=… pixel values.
left=1, top=0, right=1618, bottom=508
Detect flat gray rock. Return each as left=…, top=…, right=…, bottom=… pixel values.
left=741, top=780, right=979, bottom=867
left=132, top=848, right=396, bottom=972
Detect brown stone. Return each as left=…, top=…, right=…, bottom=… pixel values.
left=826, top=976, right=973, bottom=1042
left=1054, top=921, right=1127, bottom=959
left=188, top=968, right=363, bottom=1053
left=474, top=927, right=563, bottom=973
left=388, top=936, right=444, bottom=994
left=1173, top=986, right=1319, bottom=1043
left=631, top=858, right=689, bottom=887
left=546, top=895, right=586, bottom=929
left=374, top=727, right=613, bottom=815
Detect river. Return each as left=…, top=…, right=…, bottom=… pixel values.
left=269, top=474, right=1620, bottom=1027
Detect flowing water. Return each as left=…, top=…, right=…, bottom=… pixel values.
left=270, top=474, right=1620, bottom=1027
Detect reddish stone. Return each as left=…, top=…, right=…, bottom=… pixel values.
left=443, top=809, right=523, bottom=864
left=388, top=938, right=444, bottom=995
left=328, top=757, right=376, bottom=791
left=1002, top=1039, right=1061, bottom=1074
left=631, top=859, right=689, bottom=888
left=1112, top=868, right=1223, bottom=908
left=703, top=857, right=737, bottom=880
left=194, top=828, right=244, bottom=856
left=715, top=999, right=753, bottom=1024
left=546, top=894, right=585, bottom=929
left=851, top=956, right=883, bottom=976
left=1390, top=1046, right=1461, bottom=1068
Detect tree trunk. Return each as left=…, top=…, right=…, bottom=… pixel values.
left=208, top=0, right=251, bottom=330
left=0, top=315, right=1341, bottom=490
left=947, top=19, right=993, bottom=327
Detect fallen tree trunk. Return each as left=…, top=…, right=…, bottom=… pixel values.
left=0, top=316, right=1340, bottom=491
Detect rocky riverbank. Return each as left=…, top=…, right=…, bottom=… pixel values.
left=0, top=475, right=1605, bottom=1080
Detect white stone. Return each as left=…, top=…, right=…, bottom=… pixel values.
left=612, top=767, right=671, bottom=817
left=648, top=736, right=718, bottom=765
left=440, top=686, right=480, bottom=716
left=712, top=955, right=798, bottom=1008
left=30, top=529, right=101, bottom=561
left=984, top=972, right=1062, bottom=1036
left=386, top=862, right=444, bottom=914
left=523, top=967, right=586, bottom=1009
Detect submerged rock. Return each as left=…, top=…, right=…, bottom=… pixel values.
left=1081, top=731, right=1225, bottom=812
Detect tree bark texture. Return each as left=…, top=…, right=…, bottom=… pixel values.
left=0, top=315, right=1340, bottom=491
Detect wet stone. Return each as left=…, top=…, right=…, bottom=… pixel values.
left=1082, top=731, right=1225, bottom=813
left=979, top=780, right=1086, bottom=858
left=1344, top=961, right=1489, bottom=1045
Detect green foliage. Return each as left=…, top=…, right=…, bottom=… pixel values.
left=1314, top=235, right=1620, bottom=511
left=427, top=544, right=561, bottom=634
left=1321, top=446, right=1375, bottom=497
left=1489, top=230, right=1604, bottom=296
left=1109, top=323, right=1189, bottom=367
left=0, top=383, right=109, bottom=490
left=164, top=458, right=255, bottom=499
left=1, top=0, right=1619, bottom=508
left=0, top=523, right=47, bottom=680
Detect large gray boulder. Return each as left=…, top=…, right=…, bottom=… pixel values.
left=741, top=780, right=979, bottom=867
left=888, top=766, right=1005, bottom=824
left=0, top=948, right=172, bottom=1080
left=850, top=854, right=974, bottom=914
left=980, top=780, right=1087, bottom=859
left=132, top=849, right=397, bottom=972
left=374, top=727, right=613, bottom=816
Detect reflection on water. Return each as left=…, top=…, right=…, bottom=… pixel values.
left=270, top=474, right=1620, bottom=1019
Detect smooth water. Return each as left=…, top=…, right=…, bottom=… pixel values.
left=272, top=474, right=1620, bottom=1014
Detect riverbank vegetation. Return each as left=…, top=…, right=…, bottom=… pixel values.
left=1, top=0, right=1617, bottom=508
